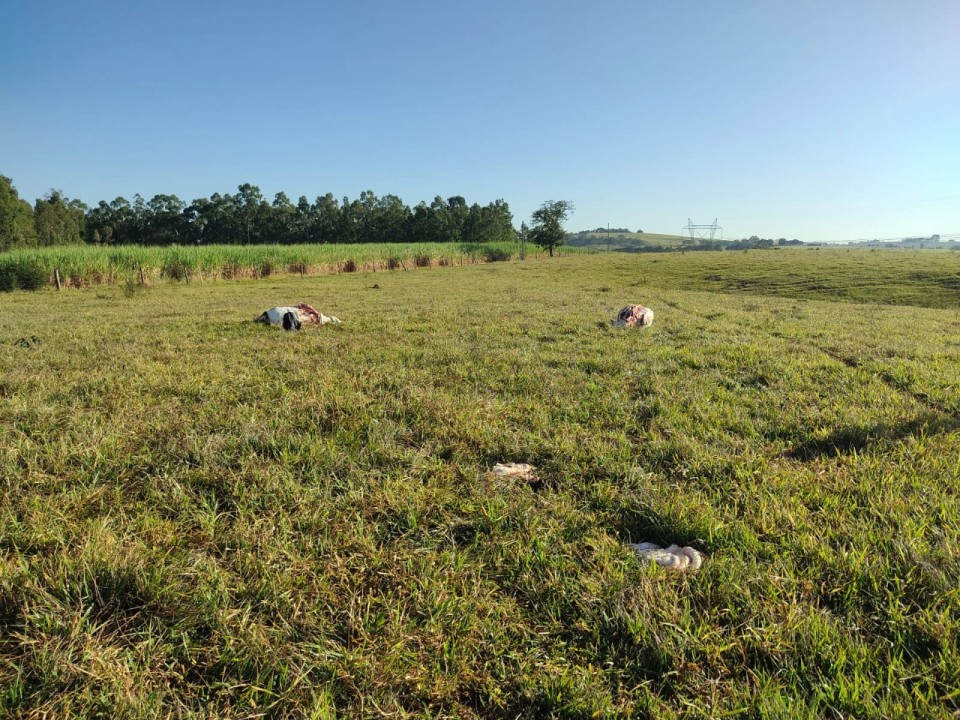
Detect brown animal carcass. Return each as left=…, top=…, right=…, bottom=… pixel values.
left=614, top=304, right=654, bottom=327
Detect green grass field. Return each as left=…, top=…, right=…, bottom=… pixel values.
left=1, top=249, right=959, bottom=717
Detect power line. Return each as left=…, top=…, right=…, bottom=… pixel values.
left=683, top=218, right=722, bottom=242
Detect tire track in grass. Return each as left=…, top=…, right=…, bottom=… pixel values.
left=675, top=291, right=957, bottom=422
left=817, top=345, right=958, bottom=420
left=660, top=294, right=957, bottom=459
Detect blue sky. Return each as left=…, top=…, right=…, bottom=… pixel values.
left=2, top=0, right=957, bottom=242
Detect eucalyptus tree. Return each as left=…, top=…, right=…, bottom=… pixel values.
left=410, top=202, right=432, bottom=243
left=373, top=193, right=411, bottom=243
left=34, top=190, right=86, bottom=246
left=312, top=193, right=340, bottom=244
left=462, top=199, right=515, bottom=244
left=338, top=196, right=360, bottom=244
left=292, top=195, right=313, bottom=243
left=235, top=183, right=266, bottom=244
left=446, top=196, right=468, bottom=243
left=426, top=196, right=451, bottom=243
left=355, top=190, right=380, bottom=244
left=145, top=194, right=186, bottom=245
left=0, top=175, right=37, bottom=250
left=110, top=197, right=138, bottom=243
left=189, top=193, right=239, bottom=245
left=269, top=191, right=296, bottom=244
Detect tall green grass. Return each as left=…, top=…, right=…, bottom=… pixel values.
left=1, top=251, right=958, bottom=716
left=0, top=241, right=573, bottom=291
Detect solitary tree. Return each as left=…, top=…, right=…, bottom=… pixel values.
left=529, top=200, right=574, bottom=257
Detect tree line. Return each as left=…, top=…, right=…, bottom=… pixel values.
left=0, top=175, right=518, bottom=251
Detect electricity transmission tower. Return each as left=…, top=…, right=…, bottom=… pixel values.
left=683, top=218, right=722, bottom=243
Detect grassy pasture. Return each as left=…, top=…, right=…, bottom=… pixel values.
left=1, top=250, right=959, bottom=717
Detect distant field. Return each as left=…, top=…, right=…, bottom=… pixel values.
left=609, top=246, right=960, bottom=308
left=1, top=251, right=959, bottom=717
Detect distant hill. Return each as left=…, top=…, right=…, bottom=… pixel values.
left=568, top=231, right=813, bottom=252
left=848, top=234, right=959, bottom=249
left=567, top=231, right=708, bottom=252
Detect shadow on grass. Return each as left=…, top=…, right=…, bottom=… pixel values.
left=609, top=497, right=708, bottom=553
left=786, top=413, right=960, bottom=460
